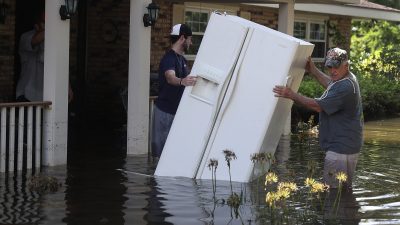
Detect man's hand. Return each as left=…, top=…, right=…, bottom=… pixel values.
left=273, top=85, right=294, bottom=100
left=305, top=56, right=317, bottom=74
left=32, top=22, right=45, bottom=46
left=305, top=56, right=331, bottom=88
left=181, top=75, right=197, bottom=86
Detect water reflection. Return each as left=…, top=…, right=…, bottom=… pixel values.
left=138, top=173, right=255, bottom=225
left=63, top=152, right=128, bottom=225
left=363, top=117, right=400, bottom=143
left=0, top=175, right=43, bottom=224
left=323, top=188, right=360, bottom=225
left=142, top=177, right=174, bottom=224
left=0, top=118, right=399, bottom=224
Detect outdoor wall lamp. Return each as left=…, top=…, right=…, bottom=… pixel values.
left=0, top=0, right=7, bottom=24
left=143, top=2, right=160, bottom=27
left=60, top=0, right=78, bottom=20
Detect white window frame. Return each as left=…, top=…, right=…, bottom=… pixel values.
left=294, top=16, right=328, bottom=61
left=184, top=4, right=238, bottom=60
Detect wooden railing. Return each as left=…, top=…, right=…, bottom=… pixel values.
left=149, top=96, right=157, bottom=155
left=0, top=101, right=52, bottom=174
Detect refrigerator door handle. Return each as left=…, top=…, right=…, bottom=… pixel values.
left=215, top=29, right=253, bottom=119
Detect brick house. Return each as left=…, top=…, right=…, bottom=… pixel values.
left=0, top=0, right=399, bottom=167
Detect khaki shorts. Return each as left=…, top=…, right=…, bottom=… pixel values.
left=323, top=151, right=359, bottom=189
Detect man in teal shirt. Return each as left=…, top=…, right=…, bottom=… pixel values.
left=273, top=48, right=363, bottom=189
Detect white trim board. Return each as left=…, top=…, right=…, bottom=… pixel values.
left=247, top=3, right=400, bottom=22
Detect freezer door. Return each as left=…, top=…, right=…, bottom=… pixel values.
left=155, top=13, right=249, bottom=178
left=258, top=44, right=314, bottom=176
left=197, top=27, right=314, bottom=182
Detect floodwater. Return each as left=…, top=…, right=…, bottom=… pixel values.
left=0, top=118, right=399, bottom=225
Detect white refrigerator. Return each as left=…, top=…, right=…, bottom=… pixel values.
left=155, top=13, right=314, bottom=183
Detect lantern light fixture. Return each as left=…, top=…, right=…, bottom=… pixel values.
left=143, top=2, right=160, bottom=27
left=60, top=0, right=78, bottom=20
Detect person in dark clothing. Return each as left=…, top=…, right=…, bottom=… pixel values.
left=16, top=10, right=73, bottom=103
left=152, top=24, right=197, bottom=158
left=16, top=11, right=45, bottom=102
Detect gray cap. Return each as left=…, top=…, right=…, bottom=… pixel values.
left=325, top=47, right=348, bottom=68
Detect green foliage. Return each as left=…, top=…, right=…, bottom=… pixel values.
left=351, top=19, right=400, bottom=119
left=298, top=75, right=324, bottom=98
left=358, top=75, right=400, bottom=119
left=351, top=20, right=400, bottom=81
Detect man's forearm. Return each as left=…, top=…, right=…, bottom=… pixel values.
left=273, top=85, right=322, bottom=112
left=309, top=67, right=331, bottom=89
left=291, top=92, right=322, bottom=112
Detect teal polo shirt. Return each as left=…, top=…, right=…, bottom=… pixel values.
left=315, top=73, right=363, bottom=154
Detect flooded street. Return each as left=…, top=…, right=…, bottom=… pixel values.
left=0, top=118, right=400, bottom=225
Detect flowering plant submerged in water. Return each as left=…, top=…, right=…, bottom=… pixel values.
left=204, top=149, right=351, bottom=224
left=208, top=158, right=219, bottom=200
left=333, top=171, right=348, bottom=213
left=251, top=152, right=275, bottom=176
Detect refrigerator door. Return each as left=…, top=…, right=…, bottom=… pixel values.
left=155, top=13, right=249, bottom=178
left=197, top=16, right=314, bottom=182
left=258, top=44, right=315, bottom=165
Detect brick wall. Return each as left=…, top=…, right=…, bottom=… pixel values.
left=0, top=0, right=15, bottom=102
left=328, top=15, right=352, bottom=52
left=150, top=0, right=174, bottom=73
left=239, top=4, right=279, bottom=29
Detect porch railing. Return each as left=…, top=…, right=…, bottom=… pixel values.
left=0, top=101, right=52, bottom=174
left=149, top=96, right=157, bottom=155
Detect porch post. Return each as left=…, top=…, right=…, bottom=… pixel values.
left=127, top=0, right=151, bottom=155
left=278, top=1, right=295, bottom=135
left=278, top=2, right=294, bottom=36
left=42, top=0, right=70, bottom=166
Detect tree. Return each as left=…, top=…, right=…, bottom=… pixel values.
left=369, top=0, right=400, bottom=10
left=351, top=20, right=400, bottom=81
left=351, top=19, right=400, bottom=119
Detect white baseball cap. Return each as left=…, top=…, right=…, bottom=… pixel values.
left=170, top=24, right=192, bottom=37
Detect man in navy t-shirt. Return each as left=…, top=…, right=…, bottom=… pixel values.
left=152, top=24, right=197, bottom=158
left=273, top=48, right=363, bottom=189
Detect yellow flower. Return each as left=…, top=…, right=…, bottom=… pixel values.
left=276, top=188, right=291, bottom=199
left=266, top=191, right=276, bottom=207
left=311, top=182, right=329, bottom=193
left=265, top=172, right=278, bottom=185
left=304, top=177, right=316, bottom=187
left=336, top=172, right=348, bottom=183
left=278, top=182, right=298, bottom=192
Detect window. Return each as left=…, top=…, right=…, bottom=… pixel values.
left=294, top=20, right=327, bottom=59
left=184, top=10, right=209, bottom=56
left=183, top=6, right=237, bottom=59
